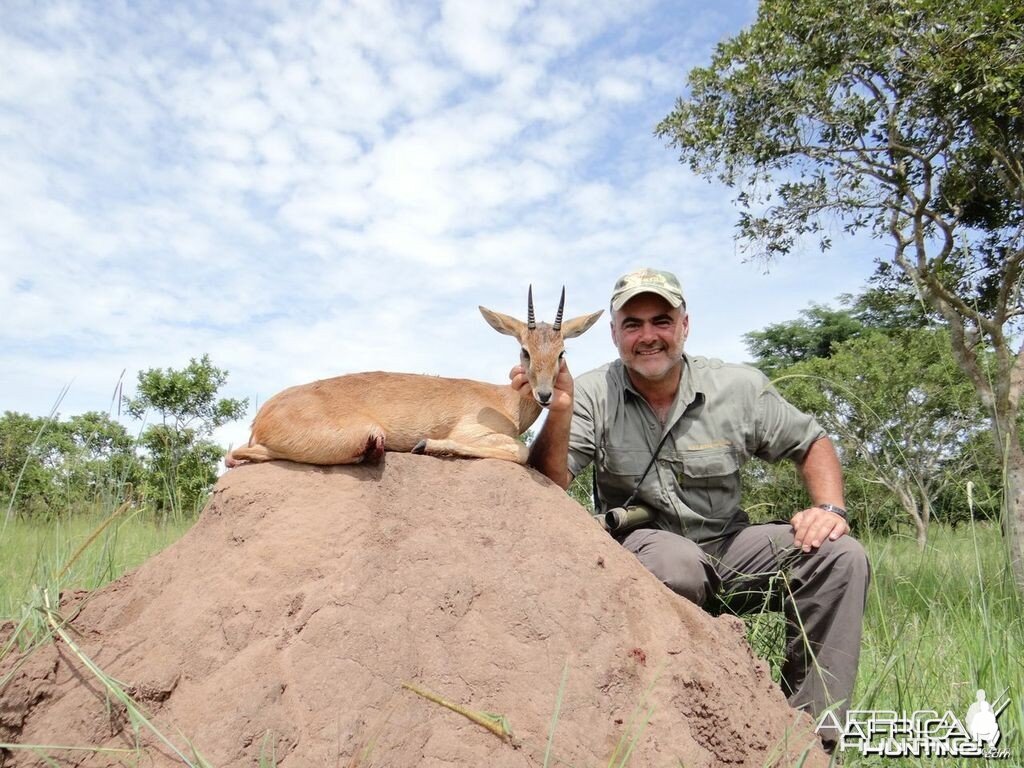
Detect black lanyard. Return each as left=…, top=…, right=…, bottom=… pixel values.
left=593, top=424, right=676, bottom=512
left=592, top=390, right=704, bottom=512
left=622, top=427, right=676, bottom=507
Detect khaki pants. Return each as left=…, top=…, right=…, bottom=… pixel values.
left=620, top=523, right=869, bottom=733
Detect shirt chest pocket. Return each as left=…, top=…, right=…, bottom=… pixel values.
left=670, top=447, right=741, bottom=486
left=598, top=445, right=652, bottom=502
left=601, top=446, right=650, bottom=479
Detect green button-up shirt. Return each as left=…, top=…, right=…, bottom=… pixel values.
left=567, top=355, right=825, bottom=544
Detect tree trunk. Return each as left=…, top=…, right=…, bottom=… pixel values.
left=997, top=419, right=1024, bottom=592
left=920, top=493, right=932, bottom=550
left=896, top=485, right=928, bottom=550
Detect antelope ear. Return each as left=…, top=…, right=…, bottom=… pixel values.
left=559, top=310, right=604, bottom=339
left=479, top=306, right=527, bottom=340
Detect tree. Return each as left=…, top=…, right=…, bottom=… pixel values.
left=842, top=281, right=935, bottom=333
left=124, top=355, right=247, bottom=517
left=657, top=0, right=1024, bottom=586
left=0, top=412, right=73, bottom=518
left=0, top=411, right=139, bottom=518
left=780, top=329, right=984, bottom=547
left=743, top=304, right=866, bottom=374
left=63, top=412, right=141, bottom=507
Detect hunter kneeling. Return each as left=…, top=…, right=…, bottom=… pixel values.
left=518, top=268, right=869, bottom=754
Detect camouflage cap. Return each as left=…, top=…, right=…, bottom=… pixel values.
left=610, top=268, right=685, bottom=311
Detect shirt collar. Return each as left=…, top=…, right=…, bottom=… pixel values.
left=614, top=353, right=703, bottom=413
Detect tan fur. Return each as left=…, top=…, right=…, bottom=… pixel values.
left=226, top=294, right=604, bottom=467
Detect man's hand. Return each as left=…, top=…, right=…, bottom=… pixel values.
left=790, top=506, right=849, bottom=552
left=509, top=359, right=575, bottom=413
left=511, top=359, right=576, bottom=488
left=793, top=437, right=848, bottom=552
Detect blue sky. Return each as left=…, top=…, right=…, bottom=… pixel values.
left=1, top=0, right=879, bottom=451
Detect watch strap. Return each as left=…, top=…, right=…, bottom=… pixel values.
left=816, top=502, right=847, bottom=519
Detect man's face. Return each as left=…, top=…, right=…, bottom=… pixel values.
left=611, top=293, right=688, bottom=384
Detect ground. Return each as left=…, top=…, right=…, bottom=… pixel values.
left=0, top=455, right=826, bottom=767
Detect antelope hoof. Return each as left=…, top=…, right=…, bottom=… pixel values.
left=363, top=433, right=385, bottom=463
left=411, top=439, right=427, bottom=455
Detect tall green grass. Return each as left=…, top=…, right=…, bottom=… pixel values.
left=0, top=510, right=191, bottom=621
left=853, top=522, right=1023, bottom=765
left=744, top=522, right=1023, bottom=766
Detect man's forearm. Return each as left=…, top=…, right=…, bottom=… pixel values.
left=797, top=436, right=845, bottom=507
left=528, top=407, right=574, bottom=489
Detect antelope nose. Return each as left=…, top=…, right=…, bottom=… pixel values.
left=537, top=391, right=552, bottom=406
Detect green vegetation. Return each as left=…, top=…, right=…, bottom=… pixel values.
left=0, top=511, right=191, bottom=621
left=743, top=291, right=997, bottom=547
left=0, top=410, right=139, bottom=520
left=1, top=355, right=246, bottom=525
left=125, top=354, right=247, bottom=518
left=857, top=523, right=1022, bottom=751
left=745, top=522, right=1024, bottom=766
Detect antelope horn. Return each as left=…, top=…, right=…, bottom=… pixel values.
left=527, top=285, right=536, bottom=330
left=553, top=286, right=566, bottom=331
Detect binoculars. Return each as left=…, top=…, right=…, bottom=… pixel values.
left=604, top=504, right=655, bottom=534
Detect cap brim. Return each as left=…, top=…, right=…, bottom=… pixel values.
left=611, top=286, right=683, bottom=311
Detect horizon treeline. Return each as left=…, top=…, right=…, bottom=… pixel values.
left=1, top=354, right=246, bottom=521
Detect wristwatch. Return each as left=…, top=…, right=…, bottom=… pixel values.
left=816, top=503, right=847, bottom=519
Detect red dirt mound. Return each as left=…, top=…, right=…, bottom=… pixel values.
left=0, top=455, right=827, bottom=767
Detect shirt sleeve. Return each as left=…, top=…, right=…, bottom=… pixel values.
left=753, top=381, right=826, bottom=463
left=567, top=380, right=598, bottom=479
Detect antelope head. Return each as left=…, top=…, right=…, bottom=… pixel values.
left=479, top=286, right=604, bottom=407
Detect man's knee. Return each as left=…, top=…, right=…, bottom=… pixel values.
left=661, top=558, right=714, bottom=605
left=814, top=535, right=871, bottom=594
left=831, top=536, right=869, bottom=577
left=622, top=529, right=715, bottom=605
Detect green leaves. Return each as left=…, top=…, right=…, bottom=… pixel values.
left=657, top=0, right=1023, bottom=273
left=125, top=355, right=248, bottom=519
left=124, top=354, right=247, bottom=435
left=3, top=357, right=247, bottom=521
left=0, top=411, right=139, bottom=519
left=744, top=303, right=866, bottom=375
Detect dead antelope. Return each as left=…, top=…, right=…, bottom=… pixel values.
left=225, top=288, right=603, bottom=467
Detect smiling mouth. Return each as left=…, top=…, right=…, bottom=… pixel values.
left=636, top=348, right=664, bottom=356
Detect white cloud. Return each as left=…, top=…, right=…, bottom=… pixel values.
left=0, top=36, right=79, bottom=109
left=436, top=0, right=527, bottom=77
left=596, top=75, right=644, bottom=103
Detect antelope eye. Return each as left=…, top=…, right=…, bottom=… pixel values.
left=521, top=348, right=531, bottom=360
left=558, top=351, right=565, bottom=360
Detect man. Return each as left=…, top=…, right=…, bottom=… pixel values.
left=516, top=268, right=868, bottom=746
